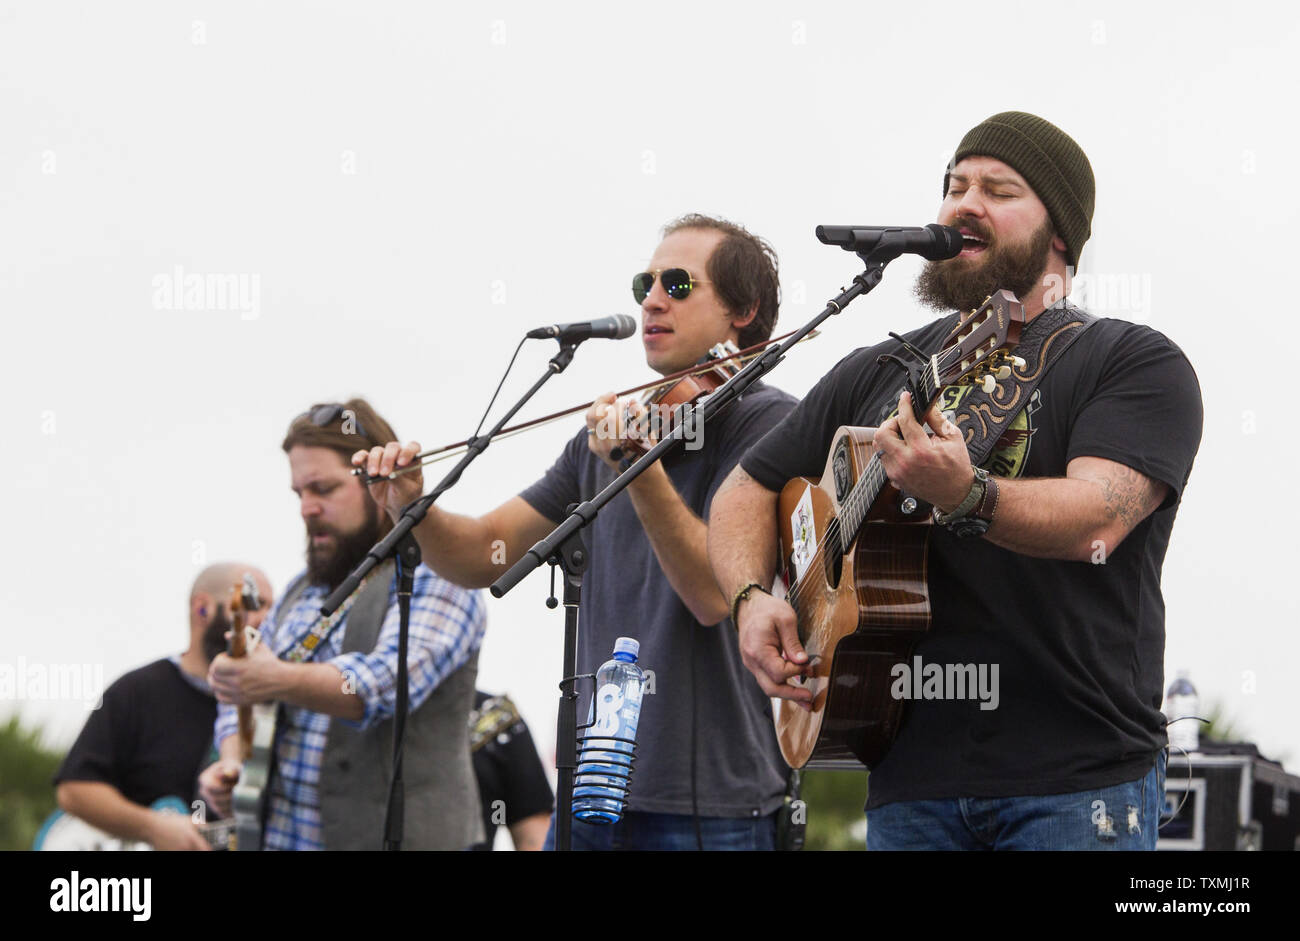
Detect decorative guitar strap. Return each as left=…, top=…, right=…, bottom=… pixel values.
left=941, top=299, right=1096, bottom=469
left=277, top=565, right=389, bottom=664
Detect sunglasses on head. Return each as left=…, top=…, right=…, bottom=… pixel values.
left=631, top=268, right=711, bottom=304
left=294, top=403, right=366, bottom=439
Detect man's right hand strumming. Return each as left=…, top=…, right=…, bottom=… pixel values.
left=708, top=464, right=815, bottom=708
left=734, top=591, right=814, bottom=711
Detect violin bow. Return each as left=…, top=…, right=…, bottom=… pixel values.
left=353, top=328, right=819, bottom=482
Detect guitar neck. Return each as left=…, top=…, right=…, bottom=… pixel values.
left=228, top=580, right=256, bottom=760
left=836, top=370, right=937, bottom=547
left=838, top=455, right=888, bottom=547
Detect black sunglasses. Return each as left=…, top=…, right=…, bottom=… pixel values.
left=294, top=403, right=366, bottom=439
left=631, top=268, right=711, bottom=304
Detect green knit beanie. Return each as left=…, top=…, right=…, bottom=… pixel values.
left=943, top=112, right=1095, bottom=268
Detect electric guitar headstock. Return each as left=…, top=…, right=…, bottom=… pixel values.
left=227, top=574, right=263, bottom=659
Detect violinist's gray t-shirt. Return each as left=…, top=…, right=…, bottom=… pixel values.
left=519, top=382, right=796, bottom=817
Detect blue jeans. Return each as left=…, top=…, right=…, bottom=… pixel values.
left=543, top=810, right=778, bottom=851
left=866, top=751, right=1166, bottom=851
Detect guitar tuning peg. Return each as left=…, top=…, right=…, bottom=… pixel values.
left=996, top=366, right=1011, bottom=380
left=981, top=375, right=997, bottom=394
left=1012, top=356, right=1026, bottom=368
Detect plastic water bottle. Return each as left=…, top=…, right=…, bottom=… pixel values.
left=1165, top=669, right=1200, bottom=753
left=573, top=637, right=644, bottom=823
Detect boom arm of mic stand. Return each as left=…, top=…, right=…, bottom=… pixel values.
left=490, top=253, right=892, bottom=599
left=320, top=342, right=579, bottom=615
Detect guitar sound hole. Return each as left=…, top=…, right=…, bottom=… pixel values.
left=823, top=543, right=843, bottom=589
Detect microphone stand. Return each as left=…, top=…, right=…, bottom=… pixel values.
left=491, top=243, right=906, bottom=850
left=320, top=339, right=584, bottom=851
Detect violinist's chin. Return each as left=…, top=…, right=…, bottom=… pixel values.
left=643, top=336, right=679, bottom=374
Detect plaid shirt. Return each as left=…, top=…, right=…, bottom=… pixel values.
left=215, top=565, right=485, bottom=850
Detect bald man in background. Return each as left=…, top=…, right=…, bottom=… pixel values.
left=53, top=562, right=273, bottom=850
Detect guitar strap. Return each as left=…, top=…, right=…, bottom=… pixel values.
left=941, top=299, right=1097, bottom=468
left=275, top=564, right=391, bottom=664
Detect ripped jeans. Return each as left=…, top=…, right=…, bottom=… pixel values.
left=866, top=751, right=1166, bottom=851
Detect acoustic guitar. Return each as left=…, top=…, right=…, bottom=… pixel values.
left=774, top=291, right=1025, bottom=770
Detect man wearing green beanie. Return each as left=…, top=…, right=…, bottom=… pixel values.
left=710, top=111, right=1204, bottom=850
left=917, top=110, right=1094, bottom=314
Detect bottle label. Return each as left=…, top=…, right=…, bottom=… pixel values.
left=592, top=682, right=624, bottom=737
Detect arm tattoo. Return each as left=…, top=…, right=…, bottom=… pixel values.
left=1096, top=465, right=1162, bottom=529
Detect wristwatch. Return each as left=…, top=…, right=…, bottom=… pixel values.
left=932, top=467, right=999, bottom=538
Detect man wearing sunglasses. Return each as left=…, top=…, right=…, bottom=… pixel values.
left=709, top=112, right=1203, bottom=850
left=198, top=398, right=487, bottom=850
left=357, top=214, right=798, bottom=850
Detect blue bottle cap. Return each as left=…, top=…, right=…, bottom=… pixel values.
left=613, top=637, right=640, bottom=660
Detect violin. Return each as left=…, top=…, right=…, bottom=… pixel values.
left=614, top=341, right=741, bottom=458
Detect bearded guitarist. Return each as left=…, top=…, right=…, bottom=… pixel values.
left=709, top=112, right=1203, bottom=851
left=197, top=399, right=487, bottom=850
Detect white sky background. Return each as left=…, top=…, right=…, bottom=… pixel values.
left=3, top=1, right=1297, bottom=788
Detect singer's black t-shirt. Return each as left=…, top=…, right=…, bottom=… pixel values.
left=741, top=312, right=1203, bottom=808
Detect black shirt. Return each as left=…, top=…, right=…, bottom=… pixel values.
left=519, top=382, right=797, bottom=817
left=54, top=658, right=217, bottom=807
left=469, top=692, right=554, bottom=850
left=741, top=313, right=1203, bottom=808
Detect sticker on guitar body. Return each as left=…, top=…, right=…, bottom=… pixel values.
left=789, top=486, right=816, bottom=583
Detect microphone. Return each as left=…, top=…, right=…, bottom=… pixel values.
left=815, top=224, right=963, bottom=260
left=526, top=314, right=638, bottom=342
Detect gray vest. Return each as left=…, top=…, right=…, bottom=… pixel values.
left=279, top=563, right=484, bottom=850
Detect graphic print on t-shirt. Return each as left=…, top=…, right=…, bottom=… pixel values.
left=879, top=385, right=1043, bottom=480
